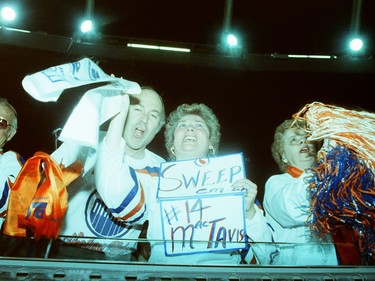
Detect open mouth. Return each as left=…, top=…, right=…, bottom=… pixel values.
left=183, top=136, right=197, bottom=143
left=134, top=127, right=145, bottom=138
left=300, top=147, right=309, bottom=153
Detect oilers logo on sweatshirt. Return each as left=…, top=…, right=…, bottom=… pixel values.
left=85, top=190, right=132, bottom=238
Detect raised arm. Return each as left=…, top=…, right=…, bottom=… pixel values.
left=104, top=94, right=130, bottom=149
left=95, top=94, right=146, bottom=224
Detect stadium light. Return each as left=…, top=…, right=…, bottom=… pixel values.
left=80, top=19, right=93, bottom=33
left=79, top=0, right=94, bottom=33
left=226, top=34, right=238, bottom=47
left=1, top=6, right=16, bottom=22
left=349, top=38, right=364, bottom=52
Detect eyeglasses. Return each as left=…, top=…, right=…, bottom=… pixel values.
left=0, top=117, right=15, bottom=130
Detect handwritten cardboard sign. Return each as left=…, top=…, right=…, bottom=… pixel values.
left=160, top=194, right=247, bottom=256
left=157, top=153, right=248, bottom=256
left=157, top=153, right=246, bottom=199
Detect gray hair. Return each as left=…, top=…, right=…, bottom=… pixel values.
left=165, top=103, right=221, bottom=160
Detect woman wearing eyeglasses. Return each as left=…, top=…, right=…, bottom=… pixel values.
left=0, top=97, right=23, bottom=231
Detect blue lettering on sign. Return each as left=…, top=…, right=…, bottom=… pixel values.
left=171, top=224, right=195, bottom=252
left=166, top=198, right=246, bottom=253
left=159, top=164, right=181, bottom=192
left=185, top=198, right=210, bottom=223
left=196, top=187, right=225, bottom=194
left=163, top=204, right=180, bottom=225
left=170, top=216, right=246, bottom=252
left=161, top=164, right=243, bottom=193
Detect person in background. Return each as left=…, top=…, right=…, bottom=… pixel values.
left=0, top=97, right=23, bottom=230
left=96, top=102, right=275, bottom=264
left=0, top=97, right=39, bottom=258
left=263, top=118, right=338, bottom=265
left=50, top=87, right=166, bottom=260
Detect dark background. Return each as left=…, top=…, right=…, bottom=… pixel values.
left=1, top=0, right=375, bottom=201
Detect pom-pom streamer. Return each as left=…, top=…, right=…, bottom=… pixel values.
left=293, top=102, right=375, bottom=264
left=293, top=102, right=375, bottom=173
left=306, top=146, right=375, bottom=264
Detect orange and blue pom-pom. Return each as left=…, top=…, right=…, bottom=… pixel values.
left=307, top=145, right=375, bottom=264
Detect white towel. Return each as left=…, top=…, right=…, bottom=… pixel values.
left=22, top=58, right=140, bottom=101
left=22, top=58, right=141, bottom=174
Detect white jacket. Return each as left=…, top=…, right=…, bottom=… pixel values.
left=263, top=171, right=338, bottom=265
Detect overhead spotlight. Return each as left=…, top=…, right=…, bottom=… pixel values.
left=1, top=6, right=16, bottom=22
left=221, top=32, right=243, bottom=57
left=226, top=34, right=238, bottom=47
left=80, top=19, right=93, bottom=33
left=349, top=37, right=363, bottom=52
left=80, top=0, right=95, bottom=34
